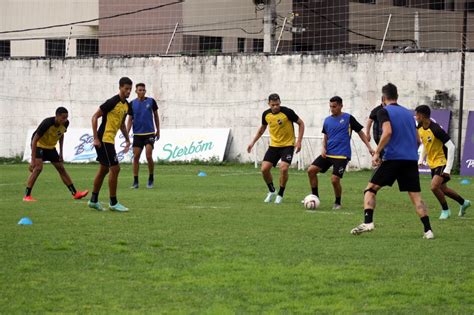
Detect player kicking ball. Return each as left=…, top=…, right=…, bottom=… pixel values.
left=247, top=93, right=305, bottom=204
left=415, top=105, right=470, bottom=219
left=23, top=107, right=89, bottom=201
left=351, top=83, right=434, bottom=239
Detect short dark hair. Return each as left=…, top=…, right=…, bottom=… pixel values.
left=136, top=83, right=145, bottom=88
left=55, top=107, right=68, bottom=115
left=382, top=83, right=398, bottom=100
left=268, top=93, right=280, bottom=102
left=119, top=77, right=133, bottom=87
left=329, top=96, right=343, bottom=104
left=415, top=105, right=431, bottom=118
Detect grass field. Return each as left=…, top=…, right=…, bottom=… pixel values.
left=0, top=163, right=473, bottom=313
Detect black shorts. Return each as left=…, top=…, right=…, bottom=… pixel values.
left=312, top=156, right=349, bottom=178
left=431, top=165, right=451, bottom=184
left=263, top=146, right=294, bottom=167
left=95, top=142, right=118, bottom=167
left=133, top=134, right=155, bottom=149
left=370, top=160, right=421, bottom=192
left=35, top=147, right=60, bottom=163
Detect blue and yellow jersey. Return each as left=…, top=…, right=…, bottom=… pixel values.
left=32, top=117, right=69, bottom=149
left=129, top=97, right=158, bottom=136
left=98, top=95, right=130, bottom=144
left=323, top=113, right=363, bottom=160
left=262, top=106, right=299, bottom=147
left=417, top=121, right=450, bottom=169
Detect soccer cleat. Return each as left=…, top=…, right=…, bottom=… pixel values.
left=423, top=230, right=435, bottom=239
left=88, top=200, right=105, bottom=211
left=274, top=195, right=283, bottom=204
left=351, top=222, right=375, bottom=235
left=109, top=203, right=129, bottom=212
left=22, top=196, right=37, bottom=202
left=332, top=204, right=342, bottom=210
left=131, top=182, right=139, bottom=189
left=459, top=200, right=471, bottom=217
left=264, top=192, right=276, bottom=203
left=73, top=190, right=89, bottom=200
left=439, top=209, right=451, bottom=220
left=147, top=180, right=154, bottom=189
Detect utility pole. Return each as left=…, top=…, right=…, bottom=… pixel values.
left=263, top=0, right=277, bottom=53
left=457, top=1, right=468, bottom=170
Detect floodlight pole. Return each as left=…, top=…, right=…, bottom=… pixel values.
left=380, top=14, right=392, bottom=51
left=457, top=3, right=468, bottom=170
left=414, top=12, right=420, bottom=48
left=166, top=22, right=179, bottom=55
left=263, top=0, right=277, bottom=53
left=275, top=16, right=288, bottom=53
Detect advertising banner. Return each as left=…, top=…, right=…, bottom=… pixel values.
left=460, top=111, right=474, bottom=176
left=24, top=128, right=230, bottom=163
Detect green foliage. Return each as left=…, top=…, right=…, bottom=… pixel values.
left=1, top=164, right=473, bottom=313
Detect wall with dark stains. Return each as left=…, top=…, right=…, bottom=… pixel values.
left=0, top=53, right=472, bottom=168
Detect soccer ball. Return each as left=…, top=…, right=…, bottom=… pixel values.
left=303, top=194, right=320, bottom=210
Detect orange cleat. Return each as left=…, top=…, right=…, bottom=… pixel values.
left=73, top=190, right=89, bottom=200
left=23, top=196, right=37, bottom=202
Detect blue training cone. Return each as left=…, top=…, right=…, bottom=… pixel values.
left=18, top=217, right=33, bottom=225
left=460, top=179, right=471, bottom=185
left=197, top=171, right=207, bottom=177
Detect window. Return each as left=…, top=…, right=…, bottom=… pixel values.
left=0, top=40, right=11, bottom=57
left=199, top=36, right=222, bottom=53
left=253, top=39, right=264, bottom=52
left=429, top=1, right=445, bottom=10
left=393, top=0, right=408, bottom=6
left=350, top=0, right=376, bottom=4
left=238, top=38, right=245, bottom=53
left=77, top=39, right=99, bottom=56
left=45, top=39, right=66, bottom=57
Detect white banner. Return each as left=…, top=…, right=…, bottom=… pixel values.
left=23, top=128, right=230, bottom=163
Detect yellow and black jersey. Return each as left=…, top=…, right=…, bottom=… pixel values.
left=417, top=121, right=450, bottom=168
left=98, top=95, right=131, bottom=144
left=32, top=117, right=69, bottom=149
left=262, top=106, right=299, bottom=147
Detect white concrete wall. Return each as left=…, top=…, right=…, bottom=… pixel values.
left=0, top=53, right=472, bottom=168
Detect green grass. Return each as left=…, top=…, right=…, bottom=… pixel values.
left=0, top=163, right=473, bottom=314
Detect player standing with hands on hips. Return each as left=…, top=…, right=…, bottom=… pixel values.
left=127, top=83, right=160, bottom=189
left=247, top=93, right=305, bottom=204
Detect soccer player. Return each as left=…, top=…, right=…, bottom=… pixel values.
left=415, top=105, right=470, bottom=219
left=307, top=96, right=373, bottom=209
left=88, top=77, right=132, bottom=212
left=365, top=99, right=384, bottom=145
left=126, top=83, right=160, bottom=189
left=23, top=107, right=89, bottom=201
left=351, top=83, right=434, bottom=239
left=247, top=93, right=305, bottom=204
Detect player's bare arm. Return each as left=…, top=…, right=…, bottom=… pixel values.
left=357, top=130, right=374, bottom=155
left=247, top=125, right=267, bottom=153
left=154, top=110, right=160, bottom=140
left=91, top=109, right=103, bottom=148
left=373, top=121, right=392, bottom=166
left=120, top=120, right=131, bottom=154
left=295, top=118, right=305, bottom=153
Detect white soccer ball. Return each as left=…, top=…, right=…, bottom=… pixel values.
left=303, top=194, right=320, bottom=210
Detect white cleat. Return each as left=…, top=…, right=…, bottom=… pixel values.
left=274, top=195, right=283, bottom=204
left=351, top=222, right=375, bottom=235
left=264, top=192, right=276, bottom=203
left=423, top=230, right=435, bottom=239
left=332, top=204, right=342, bottom=210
